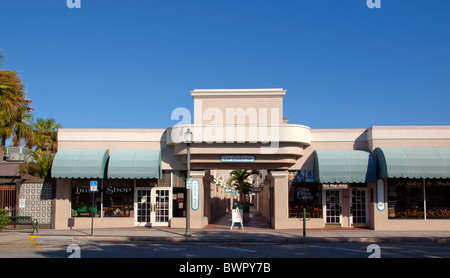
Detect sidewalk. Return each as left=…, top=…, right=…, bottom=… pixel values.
left=4, top=209, right=450, bottom=244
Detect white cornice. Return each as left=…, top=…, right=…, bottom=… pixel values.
left=368, top=126, right=450, bottom=140
left=58, top=129, right=164, bottom=142
left=190, top=88, right=286, bottom=98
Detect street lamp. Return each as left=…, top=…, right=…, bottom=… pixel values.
left=184, top=127, right=192, bottom=237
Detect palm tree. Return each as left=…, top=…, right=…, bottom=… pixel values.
left=20, top=150, right=55, bottom=179
left=11, top=105, right=33, bottom=147
left=0, top=70, right=28, bottom=151
left=31, top=118, right=60, bottom=153
left=0, top=49, right=4, bottom=67
left=0, top=70, right=26, bottom=115
left=0, top=50, right=59, bottom=178
left=20, top=118, right=61, bottom=178
left=227, top=169, right=261, bottom=208
left=0, top=112, right=14, bottom=149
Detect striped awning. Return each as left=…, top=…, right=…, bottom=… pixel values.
left=51, top=149, right=109, bottom=179
left=314, top=150, right=376, bottom=183
left=374, top=147, right=450, bottom=179
left=107, top=149, right=162, bottom=179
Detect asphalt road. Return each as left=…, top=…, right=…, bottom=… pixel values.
left=2, top=234, right=450, bottom=259
left=2, top=235, right=448, bottom=276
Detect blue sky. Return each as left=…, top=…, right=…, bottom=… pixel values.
left=1, top=0, right=449, bottom=129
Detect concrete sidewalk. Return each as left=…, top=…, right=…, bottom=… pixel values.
left=3, top=209, right=450, bottom=244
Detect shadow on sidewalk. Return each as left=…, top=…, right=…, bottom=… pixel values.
left=204, top=207, right=272, bottom=230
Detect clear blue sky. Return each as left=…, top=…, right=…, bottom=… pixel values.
left=1, top=0, right=449, bottom=129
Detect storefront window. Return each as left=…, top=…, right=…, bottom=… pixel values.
left=424, top=179, right=450, bottom=219
left=71, top=179, right=134, bottom=218
left=172, top=170, right=186, bottom=217
left=102, top=179, right=134, bottom=217
left=71, top=179, right=101, bottom=217
left=71, top=172, right=187, bottom=219
left=288, top=174, right=322, bottom=218
left=388, top=178, right=450, bottom=219
left=388, top=178, right=424, bottom=219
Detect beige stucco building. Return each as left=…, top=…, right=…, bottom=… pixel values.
left=49, top=89, right=450, bottom=231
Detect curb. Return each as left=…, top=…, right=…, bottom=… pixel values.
left=70, top=235, right=450, bottom=244
left=6, top=230, right=450, bottom=245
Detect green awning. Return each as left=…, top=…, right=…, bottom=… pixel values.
left=51, top=149, right=109, bottom=178
left=107, top=149, right=162, bottom=179
left=374, top=148, right=450, bottom=179
left=314, top=150, right=376, bottom=183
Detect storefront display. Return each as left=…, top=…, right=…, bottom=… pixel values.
left=71, top=179, right=100, bottom=217
left=288, top=171, right=322, bottom=218
left=388, top=178, right=450, bottom=219
left=69, top=170, right=187, bottom=230
left=102, top=180, right=134, bottom=217
left=71, top=179, right=134, bottom=218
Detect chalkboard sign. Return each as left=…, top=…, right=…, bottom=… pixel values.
left=230, top=208, right=244, bottom=230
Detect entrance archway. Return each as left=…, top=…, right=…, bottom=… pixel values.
left=164, top=89, right=312, bottom=229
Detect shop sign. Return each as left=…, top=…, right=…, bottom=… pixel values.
left=232, top=208, right=243, bottom=223
left=231, top=207, right=244, bottom=228
left=323, top=183, right=349, bottom=190
left=297, top=187, right=313, bottom=200
left=220, top=154, right=256, bottom=163
left=74, top=185, right=132, bottom=195
left=376, top=179, right=385, bottom=211
left=74, top=186, right=91, bottom=195
left=191, top=179, right=199, bottom=211
left=395, top=179, right=450, bottom=187
left=104, top=186, right=132, bottom=195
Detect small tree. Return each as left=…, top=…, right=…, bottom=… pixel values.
left=20, top=150, right=55, bottom=178
left=227, top=169, right=261, bottom=211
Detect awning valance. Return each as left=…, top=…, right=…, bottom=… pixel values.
left=107, top=149, right=162, bottom=179
left=374, top=148, right=450, bottom=179
left=51, top=149, right=109, bottom=179
left=314, top=150, right=376, bottom=183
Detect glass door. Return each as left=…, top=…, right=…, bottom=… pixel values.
left=151, top=187, right=172, bottom=227
left=135, top=188, right=152, bottom=226
left=324, top=190, right=342, bottom=224
left=350, top=188, right=368, bottom=226
left=135, top=187, right=172, bottom=226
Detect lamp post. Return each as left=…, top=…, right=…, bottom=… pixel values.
left=184, top=127, right=192, bottom=237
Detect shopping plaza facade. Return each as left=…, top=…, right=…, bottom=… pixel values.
left=4, top=88, right=450, bottom=231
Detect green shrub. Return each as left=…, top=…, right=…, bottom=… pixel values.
left=0, top=209, right=9, bottom=230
